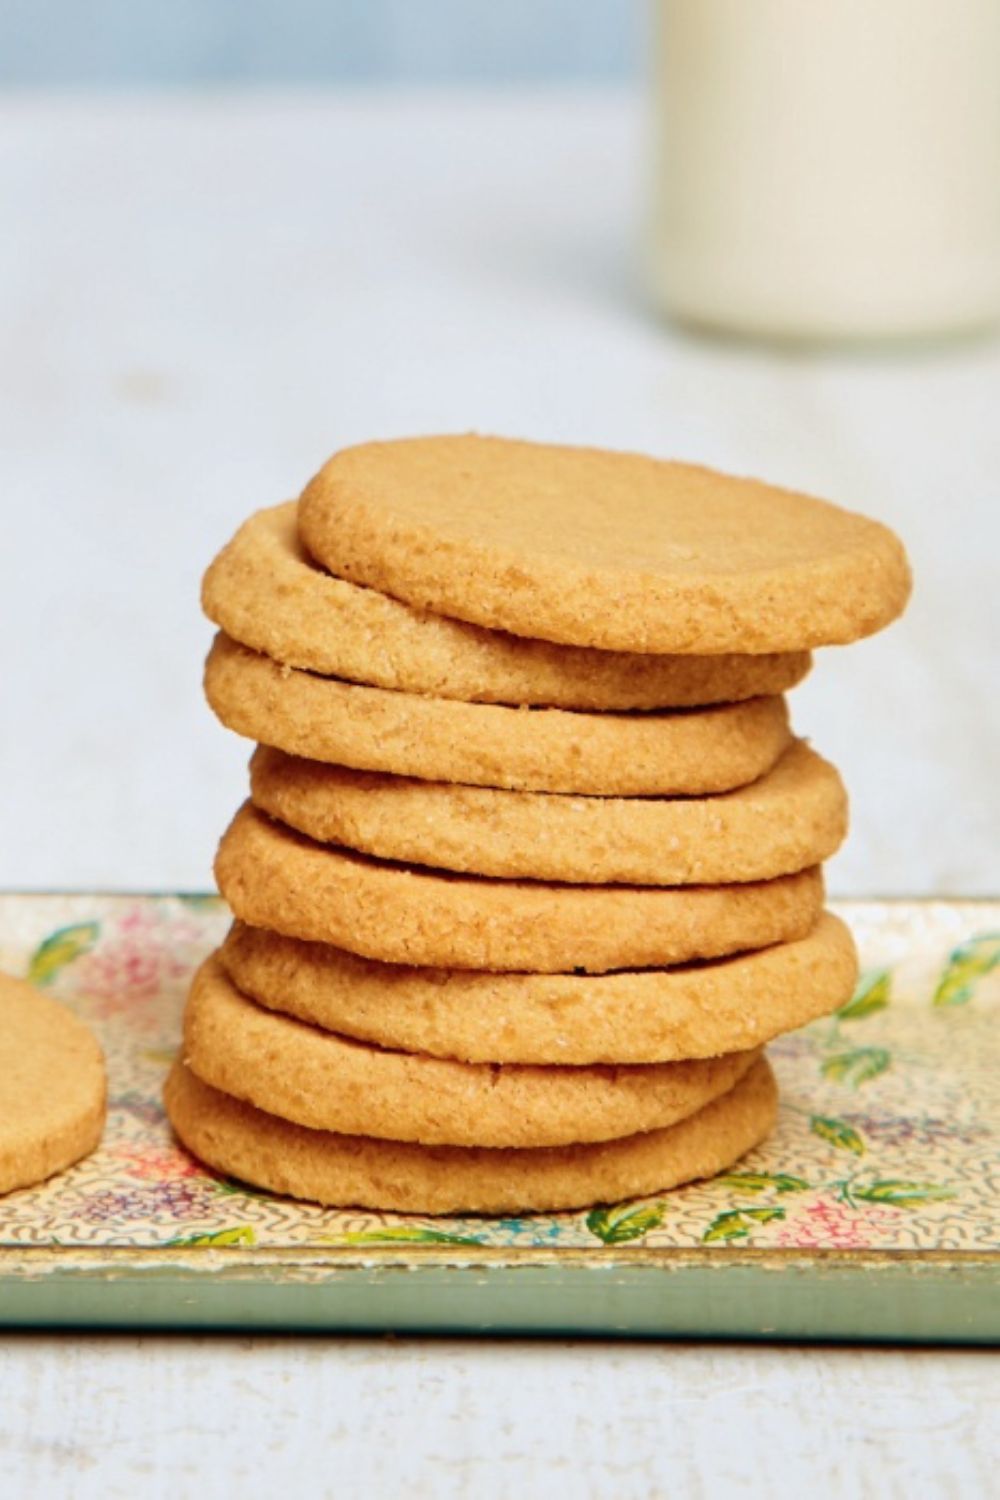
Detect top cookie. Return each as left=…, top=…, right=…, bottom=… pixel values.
left=299, top=435, right=911, bottom=653
left=202, top=503, right=811, bottom=710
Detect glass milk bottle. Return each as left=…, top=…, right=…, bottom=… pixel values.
left=648, top=0, right=1000, bottom=342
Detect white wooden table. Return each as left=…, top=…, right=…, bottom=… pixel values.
left=1, top=92, right=997, bottom=1496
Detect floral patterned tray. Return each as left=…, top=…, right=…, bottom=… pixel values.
left=1, top=894, right=997, bottom=1341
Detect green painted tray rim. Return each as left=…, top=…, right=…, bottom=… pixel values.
left=2, top=1245, right=997, bottom=1342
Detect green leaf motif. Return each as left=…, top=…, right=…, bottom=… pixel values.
left=702, top=1206, right=786, bottom=1243
left=586, top=1202, right=666, bottom=1245
left=168, top=1226, right=256, bottom=1247
left=214, top=1177, right=270, bottom=1199
left=932, top=933, right=1000, bottom=1008
left=141, top=1047, right=178, bottom=1067
left=838, top=968, right=891, bottom=1020
left=810, top=1114, right=866, bottom=1155
left=27, top=922, right=100, bottom=986
left=852, top=1180, right=956, bottom=1208
left=715, top=1171, right=810, bottom=1195
left=341, top=1227, right=484, bottom=1246
left=821, top=1047, right=891, bottom=1088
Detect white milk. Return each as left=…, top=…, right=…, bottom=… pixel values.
left=648, top=0, right=1000, bottom=341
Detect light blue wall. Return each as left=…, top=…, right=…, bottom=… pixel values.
left=0, top=1, right=641, bottom=85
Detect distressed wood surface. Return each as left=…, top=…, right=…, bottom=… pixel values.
left=0, top=1335, right=996, bottom=1498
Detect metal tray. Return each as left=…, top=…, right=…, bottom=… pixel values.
left=1, top=894, right=997, bottom=1340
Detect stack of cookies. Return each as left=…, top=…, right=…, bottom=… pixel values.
left=165, top=435, right=910, bottom=1214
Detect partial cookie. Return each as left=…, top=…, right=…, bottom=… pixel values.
left=249, top=738, right=847, bottom=886
left=299, top=435, right=911, bottom=653
left=165, top=1056, right=778, bottom=1214
left=0, top=970, right=107, bottom=1194
left=184, top=954, right=757, bottom=1148
left=221, top=912, right=857, bottom=1065
left=215, top=803, right=825, bottom=972
left=203, top=502, right=812, bottom=710
left=205, top=634, right=792, bottom=797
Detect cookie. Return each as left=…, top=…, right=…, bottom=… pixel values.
left=215, top=803, right=825, bottom=972
left=165, top=1055, right=777, bottom=1214
left=299, top=435, right=911, bottom=652
left=184, top=954, right=758, bottom=1148
left=202, top=502, right=813, bottom=710
left=205, top=634, right=792, bottom=796
left=221, top=911, right=857, bottom=1065
left=0, top=970, right=106, bottom=1194
left=249, top=738, right=847, bottom=886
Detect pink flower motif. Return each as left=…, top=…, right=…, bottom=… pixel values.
left=111, top=1142, right=206, bottom=1182
left=118, top=904, right=201, bottom=946
left=775, top=1197, right=899, bottom=1249
left=70, top=903, right=197, bottom=1025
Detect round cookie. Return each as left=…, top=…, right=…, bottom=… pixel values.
left=165, top=1056, right=779, bottom=1215
left=221, top=911, right=857, bottom=1065
left=202, top=502, right=813, bottom=710
left=249, top=738, right=848, bottom=886
left=299, top=435, right=911, bottom=653
left=0, top=970, right=107, bottom=1194
left=184, top=954, right=758, bottom=1148
left=215, top=803, right=825, bottom=973
left=205, top=634, right=792, bottom=797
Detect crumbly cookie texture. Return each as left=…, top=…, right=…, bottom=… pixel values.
left=221, top=912, right=857, bottom=1065
left=204, top=634, right=792, bottom=797
left=0, top=970, right=107, bottom=1194
left=164, top=1055, right=778, bottom=1214
left=214, top=802, right=825, bottom=973
left=183, top=954, right=757, bottom=1148
left=249, top=738, right=848, bottom=886
left=202, top=502, right=812, bottom=710
left=299, top=435, right=912, bottom=653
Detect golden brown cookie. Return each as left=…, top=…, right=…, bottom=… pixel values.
left=184, top=954, right=758, bottom=1148
left=202, top=502, right=812, bottom=710
left=205, top=634, right=792, bottom=797
left=221, top=911, right=857, bottom=1065
left=0, top=970, right=107, bottom=1194
left=215, top=803, right=825, bottom=972
left=165, top=1055, right=778, bottom=1214
left=299, top=435, right=911, bottom=652
left=249, top=738, right=847, bottom=886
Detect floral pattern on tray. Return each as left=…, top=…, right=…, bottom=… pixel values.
left=0, top=895, right=997, bottom=1254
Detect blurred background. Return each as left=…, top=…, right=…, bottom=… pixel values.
left=1, top=0, right=997, bottom=894
left=0, top=2, right=638, bottom=84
